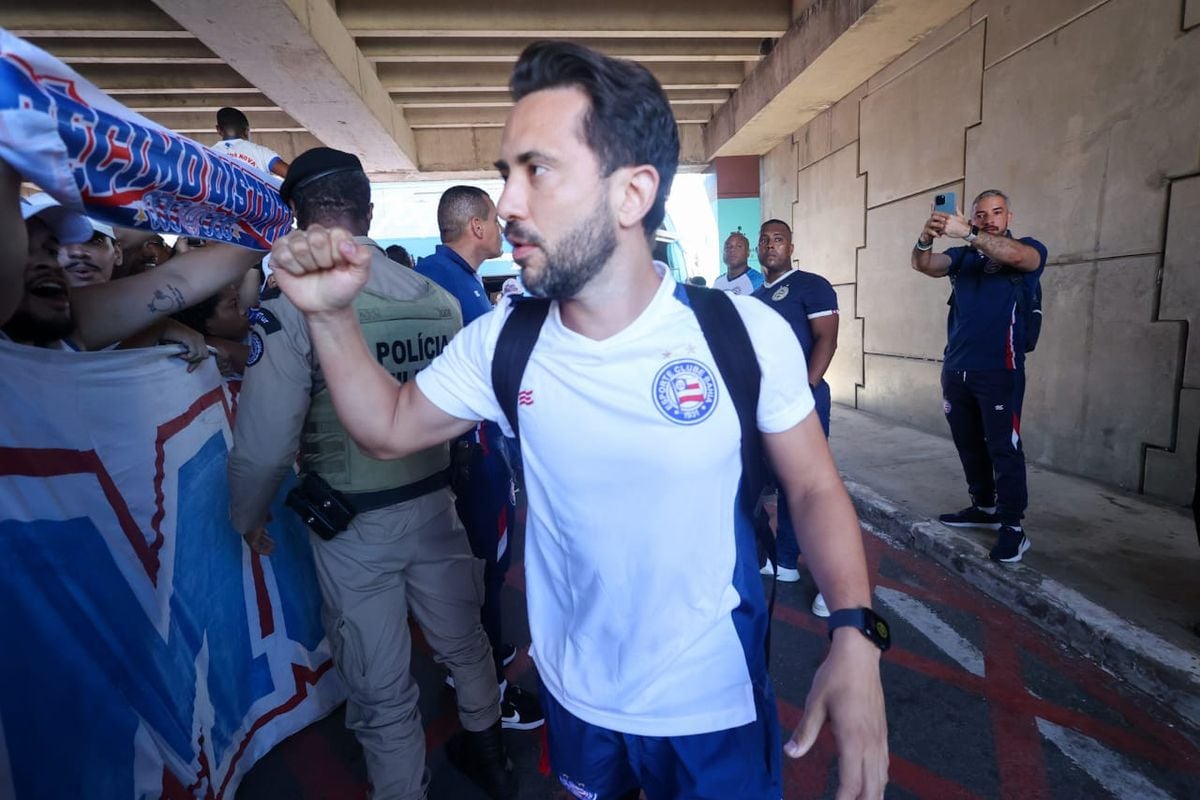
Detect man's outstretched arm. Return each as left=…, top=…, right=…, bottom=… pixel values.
left=765, top=414, right=888, bottom=800
left=271, top=225, right=476, bottom=458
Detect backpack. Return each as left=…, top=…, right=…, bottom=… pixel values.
left=490, top=285, right=779, bottom=658
left=1010, top=272, right=1043, bottom=353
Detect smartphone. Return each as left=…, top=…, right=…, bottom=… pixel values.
left=186, top=237, right=205, bottom=247
left=933, top=192, right=956, bottom=215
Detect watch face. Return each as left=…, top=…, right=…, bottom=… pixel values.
left=874, top=619, right=890, bottom=641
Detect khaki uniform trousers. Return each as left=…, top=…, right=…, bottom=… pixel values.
left=310, top=487, right=499, bottom=800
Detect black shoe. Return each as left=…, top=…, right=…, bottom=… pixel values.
left=500, top=684, right=545, bottom=731
left=989, top=526, right=1030, bottom=563
left=498, top=643, right=518, bottom=668
left=445, top=721, right=517, bottom=800
left=939, top=505, right=1001, bottom=530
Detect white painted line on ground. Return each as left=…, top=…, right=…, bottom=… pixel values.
left=1036, top=718, right=1175, bottom=800
left=874, top=585, right=986, bottom=677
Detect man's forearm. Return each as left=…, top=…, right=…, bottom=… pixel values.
left=972, top=232, right=1039, bottom=270
left=785, top=478, right=873, bottom=611
left=808, top=336, right=836, bottom=386
left=306, top=307, right=414, bottom=459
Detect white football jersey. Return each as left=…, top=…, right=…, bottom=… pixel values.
left=417, top=265, right=814, bottom=736
left=209, top=138, right=283, bottom=183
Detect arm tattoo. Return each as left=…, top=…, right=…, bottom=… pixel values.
left=146, top=284, right=187, bottom=314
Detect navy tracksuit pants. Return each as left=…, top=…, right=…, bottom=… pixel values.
left=453, top=420, right=516, bottom=681
left=941, top=369, right=1028, bottom=526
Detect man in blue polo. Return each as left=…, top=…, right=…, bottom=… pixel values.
left=912, top=189, right=1047, bottom=563
left=753, top=219, right=839, bottom=618
left=415, top=185, right=543, bottom=731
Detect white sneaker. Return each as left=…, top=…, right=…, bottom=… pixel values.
left=775, top=565, right=801, bottom=582
left=759, top=559, right=775, bottom=576
left=811, top=593, right=830, bottom=617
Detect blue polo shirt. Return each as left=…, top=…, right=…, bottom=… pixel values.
left=751, top=269, right=838, bottom=369
left=942, top=234, right=1047, bottom=372
left=415, top=244, right=491, bottom=325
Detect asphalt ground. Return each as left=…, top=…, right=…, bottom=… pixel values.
left=238, top=530, right=1200, bottom=800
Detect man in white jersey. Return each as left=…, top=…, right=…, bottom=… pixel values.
left=711, top=229, right=764, bottom=295
left=267, top=42, right=889, bottom=800
left=209, top=107, right=290, bottom=181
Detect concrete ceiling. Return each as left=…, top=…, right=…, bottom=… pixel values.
left=2, top=0, right=970, bottom=179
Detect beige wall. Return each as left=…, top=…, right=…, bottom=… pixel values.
left=760, top=0, right=1200, bottom=504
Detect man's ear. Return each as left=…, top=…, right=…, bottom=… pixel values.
left=367, top=201, right=374, bottom=229
left=615, top=165, right=659, bottom=232
left=113, top=240, right=124, bottom=267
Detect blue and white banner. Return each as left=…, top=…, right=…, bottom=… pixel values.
left=0, top=28, right=293, bottom=250
left=0, top=342, right=344, bottom=799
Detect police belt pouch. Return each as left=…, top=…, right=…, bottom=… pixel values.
left=286, top=473, right=356, bottom=540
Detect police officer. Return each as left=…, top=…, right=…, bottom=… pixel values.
left=227, top=148, right=514, bottom=800
left=414, top=185, right=543, bottom=731
left=912, top=189, right=1048, bottom=563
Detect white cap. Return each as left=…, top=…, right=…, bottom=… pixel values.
left=20, top=192, right=93, bottom=244
left=88, top=217, right=117, bottom=240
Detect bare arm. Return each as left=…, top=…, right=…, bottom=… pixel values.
left=0, top=160, right=27, bottom=326
left=765, top=414, right=889, bottom=797
left=70, top=242, right=260, bottom=349
left=970, top=231, right=1043, bottom=272
left=306, top=307, right=475, bottom=458
left=911, top=214, right=951, bottom=278
left=807, top=313, right=838, bottom=386
left=270, top=158, right=290, bottom=179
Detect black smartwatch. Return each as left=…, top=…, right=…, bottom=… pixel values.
left=827, top=608, right=891, bottom=652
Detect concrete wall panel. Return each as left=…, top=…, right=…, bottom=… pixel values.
left=858, top=355, right=945, bottom=434
left=793, top=144, right=864, bottom=286
left=968, top=0, right=1200, bottom=262
left=1188, top=0, right=1200, bottom=29
left=860, top=24, right=983, bottom=208
left=1144, top=389, right=1200, bottom=505
left=797, top=110, right=832, bottom=171
left=1024, top=258, right=1181, bottom=489
left=859, top=189, right=960, bottom=360
left=760, top=137, right=798, bottom=224
left=827, top=284, right=863, bottom=407
left=830, top=82, right=867, bottom=153
left=1158, top=178, right=1200, bottom=387
left=972, top=0, right=1101, bottom=66
left=868, top=8, right=973, bottom=92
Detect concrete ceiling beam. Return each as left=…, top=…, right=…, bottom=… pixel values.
left=337, top=0, right=790, bottom=36
left=140, top=110, right=300, bottom=133
left=705, top=0, right=974, bottom=158
left=376, top=61, right=747, bottom=92
left=23, top=38, right=221, bottom=64
left=359, top=38, right=766, bottom=63
left=404, top=105, right=715, bottom=129
left=70, top=63, right=252, bottom=92
left=391, top=88, right=732, bottom=108
left=150, top=0, right=419, bottom=172
left=0, top=0, right=182, bottom=34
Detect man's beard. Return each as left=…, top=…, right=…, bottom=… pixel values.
left=2, top=307, right=75, bottom=347
left=517, top=197, right=617, bottom=301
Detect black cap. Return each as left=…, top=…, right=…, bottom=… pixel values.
left=279, top=147, right=364, bottom=204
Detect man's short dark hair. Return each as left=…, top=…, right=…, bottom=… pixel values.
left=386, top=244, right=414, bottom=268
left=760, top=219, right=792, bottom=236
left=510, top=41, right=679, bottom=237
left=216, top=107, right=250, bottom=136
left=293, top=171, right=372, bottom=232
left=437, top=185, right=492, bottom=242
left=172, top=292, right=222, bottom=336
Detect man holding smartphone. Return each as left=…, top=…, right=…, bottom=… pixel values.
left=912, top=190, right=1047, bottom=562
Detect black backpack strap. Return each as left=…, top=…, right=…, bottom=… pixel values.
left=491, top=297, right=551, bottom=440
left=683, top=283, right=778, bottom=661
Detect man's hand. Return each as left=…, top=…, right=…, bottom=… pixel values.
left=787, top=630, right=889, bottom=800
left=932, top=207, right=972, bottom=240
left=242, top=526, right=276, bottom=555
left=919, top=213, right=944, bottom=246
left=270, top=225, right=372, bottom=315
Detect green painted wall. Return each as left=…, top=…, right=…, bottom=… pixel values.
left=714, top=196, right=762, bottom=274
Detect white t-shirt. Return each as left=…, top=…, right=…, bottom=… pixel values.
left=417, top=265, right=815, bottom=736
left=712, top=267, right=764, bottom=296
left=209, top=138, right=283, bottom=183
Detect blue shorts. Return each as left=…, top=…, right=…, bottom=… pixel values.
left=541, top=679, right=783, bottom=800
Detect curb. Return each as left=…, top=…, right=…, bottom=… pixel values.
left=842, top=477, right=1200, bottom=734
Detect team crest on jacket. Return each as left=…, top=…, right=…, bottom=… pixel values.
left=653, top=359, right=718, bottom=424
left=772, top=285, right=789, bottom=301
